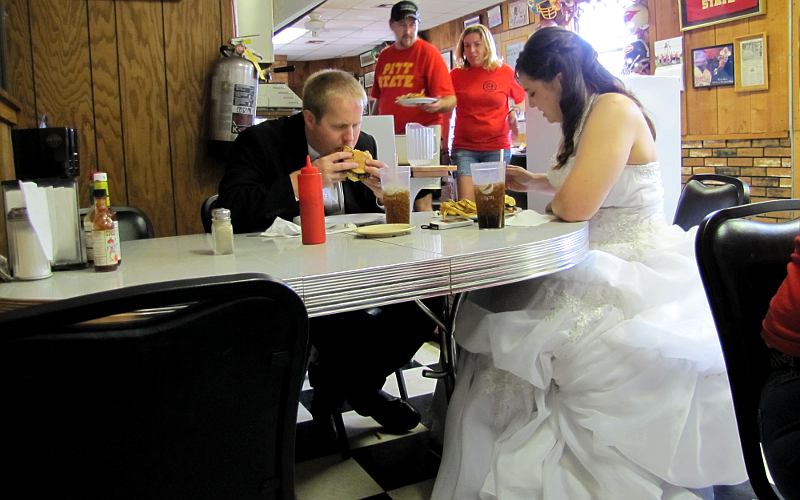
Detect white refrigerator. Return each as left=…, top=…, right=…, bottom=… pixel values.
left=525, top=75, right=682, bottom=222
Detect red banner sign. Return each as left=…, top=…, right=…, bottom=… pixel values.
left=681, top=0, right=762, bottom=29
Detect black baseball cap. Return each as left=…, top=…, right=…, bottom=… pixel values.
left=390, top=1, right=420, bottom=22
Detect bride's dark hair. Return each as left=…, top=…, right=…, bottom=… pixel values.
left=516, top=27, right=655, bottom=169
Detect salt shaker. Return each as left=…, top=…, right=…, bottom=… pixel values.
left=211, top=207, right=234, bottom=255
left=7, top=207, right=52, bottom=280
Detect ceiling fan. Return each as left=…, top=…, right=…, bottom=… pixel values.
left=302, top=12, right=349, bottom=39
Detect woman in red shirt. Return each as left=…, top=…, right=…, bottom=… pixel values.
left=760, top=232, right=800, bottom=500
left=450, top=24, right=525, bottom=201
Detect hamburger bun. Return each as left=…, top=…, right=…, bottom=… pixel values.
left=341, top=146, right=373, bottom=182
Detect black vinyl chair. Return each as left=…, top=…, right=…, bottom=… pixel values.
left=673, top=174, right=750, bottom=230
left=80, top=205, right=155, bottom=240
left=201, top=194, right=219, bottom=233
left=695, top=200, right=800, bottom=500
left=0, top=273, right=309, bottom=500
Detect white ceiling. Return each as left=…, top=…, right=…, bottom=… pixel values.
left=275, top=0, right=504, bottom=61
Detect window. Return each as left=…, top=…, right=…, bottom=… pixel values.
left=576, top=0, right=637, bottom=77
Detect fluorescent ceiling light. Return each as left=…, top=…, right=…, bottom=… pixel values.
left=273, top=27, right=308, bottom=45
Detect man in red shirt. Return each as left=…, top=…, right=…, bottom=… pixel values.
left=372, top=1, right=456, bottom=210
left=759, top=232, right=800, bottom=500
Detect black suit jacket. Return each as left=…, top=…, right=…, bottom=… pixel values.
left=217, top=113, right=380, bottom=233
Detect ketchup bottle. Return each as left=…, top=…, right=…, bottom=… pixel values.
left=298, top=155, right=326, bottom=245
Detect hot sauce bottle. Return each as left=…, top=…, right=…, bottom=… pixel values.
left=91, top=188, right=120, bottom=272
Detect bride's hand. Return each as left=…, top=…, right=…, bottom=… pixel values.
left=505, top=165, right=536, bottom=192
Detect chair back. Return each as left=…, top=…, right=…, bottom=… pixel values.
left=0, top=273, right=309, bottom=500
left=673, top=174, right=750, bottom=230
left=695, top=200, right=800, bottom=500
left=80, top=205, right=155, bottom=240
left=201, top=194, right=219, bottom=233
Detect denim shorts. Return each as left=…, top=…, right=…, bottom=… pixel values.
left=451, top=149, right=512, bottom=177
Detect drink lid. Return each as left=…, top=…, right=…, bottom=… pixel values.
left=92, top=172, right=108, bottom=181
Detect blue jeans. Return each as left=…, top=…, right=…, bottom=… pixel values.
left=759, top=354, right=800, bottom=500
left=451, top=149, right=512, bottom=177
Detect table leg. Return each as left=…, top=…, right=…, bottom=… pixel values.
left=416, top=292, right=466, bottom=398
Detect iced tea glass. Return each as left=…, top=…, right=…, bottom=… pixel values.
left=471, top=162, right=506, bottom=229
left=380, top=166, right=411, bottom=224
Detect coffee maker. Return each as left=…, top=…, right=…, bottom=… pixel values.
left=12, top=127, right=80, bottom=180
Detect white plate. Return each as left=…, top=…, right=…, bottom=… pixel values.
left=354, top=224, right=413, bottom=238
left=395, top=97, right=438, bottom=107
left=293, top=213, right=385, bottom=227
left=436, top=206, right=522, bottom=221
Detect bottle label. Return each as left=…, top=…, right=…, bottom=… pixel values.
left=84, top=223, right=94, bottom=262
left=92, top=229, right=118, bottom=267
left=112, top=221, right=121, bottom=262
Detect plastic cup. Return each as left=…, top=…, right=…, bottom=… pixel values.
left=471, top=162, right=506, bottom=229
left=380, top=166, right=411, bottom=224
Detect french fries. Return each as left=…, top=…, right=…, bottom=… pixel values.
left=395, top=91, right=426, bottom=102
left=440, top=199, right=477, bottom=218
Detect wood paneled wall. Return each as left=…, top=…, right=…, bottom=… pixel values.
left=649, top=0, right=791, bottom=139
left=0, top=89, right=20, bottom=254
left=4, top=0, right=235, bottom=236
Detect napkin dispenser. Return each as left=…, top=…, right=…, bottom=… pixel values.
left=12, top=127, right=80, bottom=180
left=2, top=179, right=87, bottom=269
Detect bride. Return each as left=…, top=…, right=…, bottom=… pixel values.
left=432, top=27, right=747, bottom=499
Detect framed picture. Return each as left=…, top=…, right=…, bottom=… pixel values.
left=464, top=15, right=480, bottom=28
left=678, top=0, right=765, bottom=31
left=691, top=43, right=734, bottom=88
left=734, top=32, right=768, bottom=92
left=441, top=50, right=452, bottom=71
left=504, top=38, right=526, bottom=70
left=487, top=5, right=502, bottom=28
left=359, top=50, right=376, bottom=68
left=364, top=70, right=375, bottom=88
left=508, top=0, right=530, bottom=29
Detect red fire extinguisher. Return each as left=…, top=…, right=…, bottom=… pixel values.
left=208, top=44, right=258, bottom=153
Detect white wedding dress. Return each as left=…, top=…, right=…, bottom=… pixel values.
left=432, top=118, right=747, bottom=499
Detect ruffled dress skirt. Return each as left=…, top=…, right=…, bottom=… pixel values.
left=432, top=215, right=747, bottom=499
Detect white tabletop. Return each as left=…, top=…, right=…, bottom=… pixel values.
left=0, top=212, right=588, bottom=317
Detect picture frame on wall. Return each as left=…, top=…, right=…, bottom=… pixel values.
left=508, top=0, right=530, bottom=29
left=734, top=32, right=768, bottom=92
left=441, top=50, right=453, bottom=71
left=364, top=70, right=375, bottom=88
left=678, top=0, right=765, bottom=32
left=691, top=43, right=734, bottom=89
left=464, top=15, right=480, bottom=28
left=359, top=50, right=376, bottom=68
left=487, top=5, right=502, bottom=28
left=504, top=38, right=526, bottom=71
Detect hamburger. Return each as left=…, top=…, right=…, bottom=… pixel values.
left=341, top=146, right=373, bottom=182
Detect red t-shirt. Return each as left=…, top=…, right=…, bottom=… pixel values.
left=450, top=64, right=525, bottom=151
left=372, top=39, right=455, bottom=134
left=762, top=234, right=800, bottom=357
